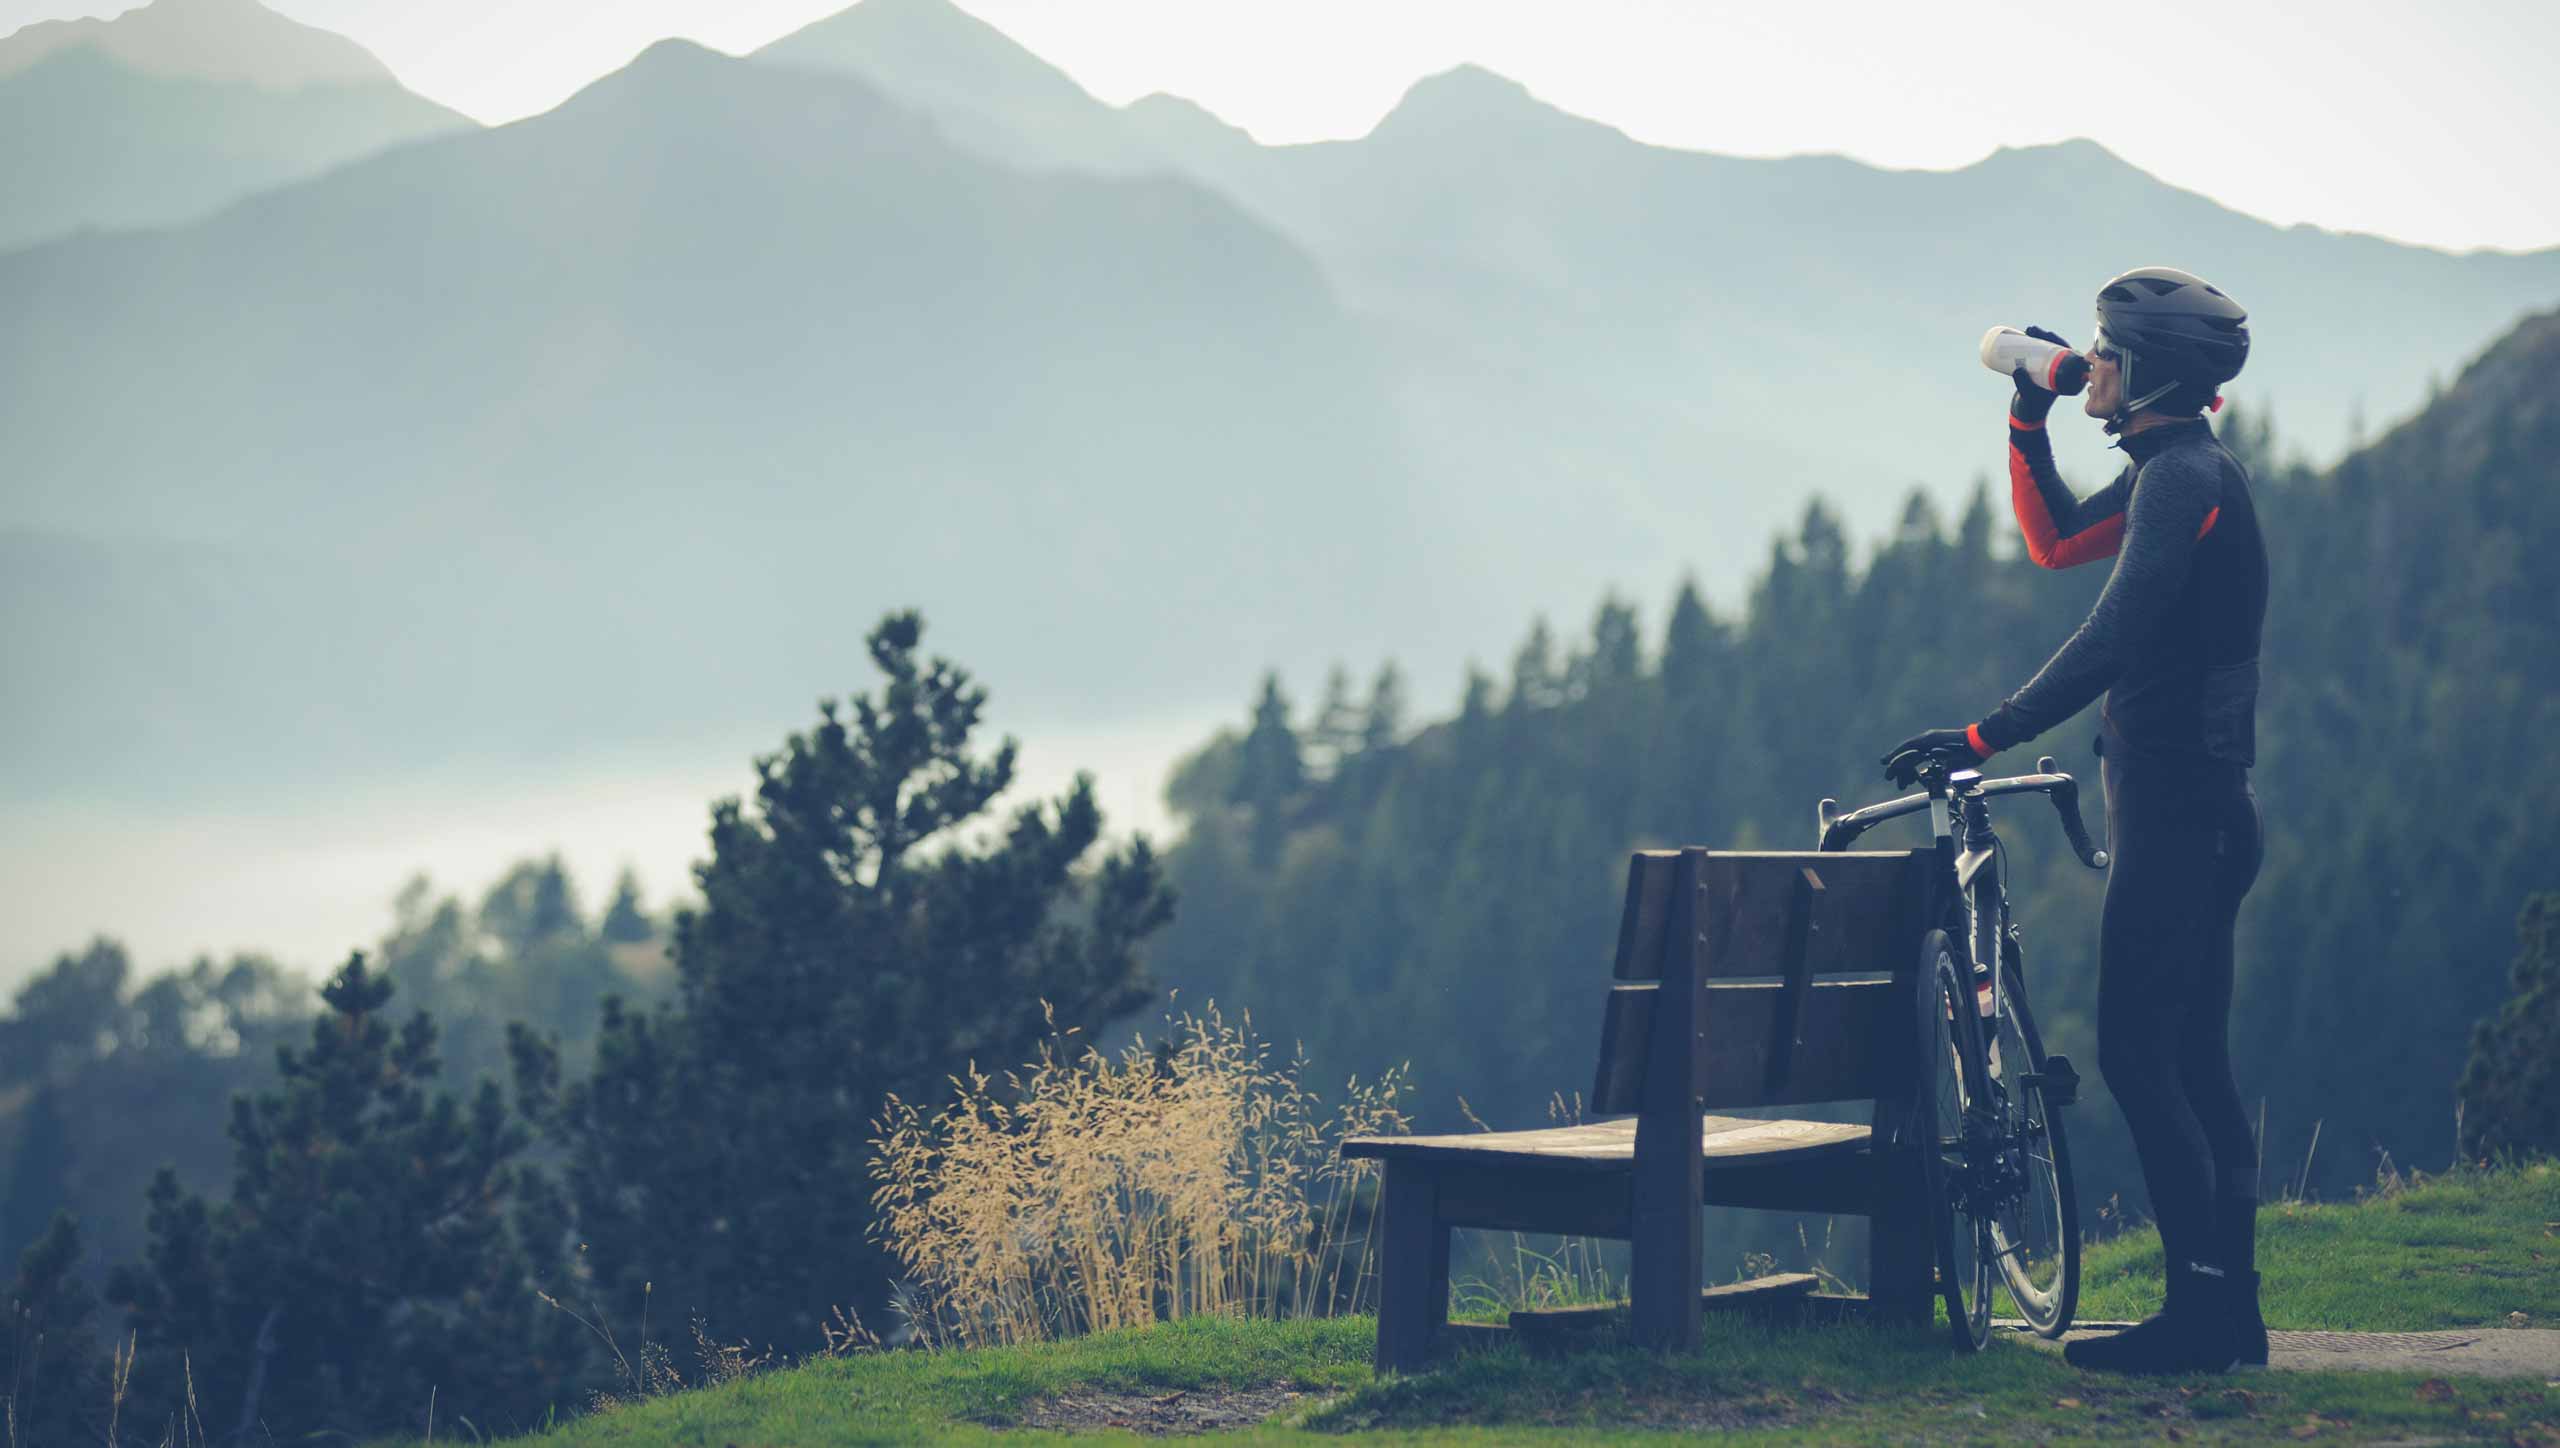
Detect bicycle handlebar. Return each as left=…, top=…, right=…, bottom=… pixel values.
left=1816, top=756, right=2110, bottom=869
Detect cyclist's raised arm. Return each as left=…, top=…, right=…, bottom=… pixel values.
left=2007, top=411, right=2132, bottom=570
left=1971, top=442, right=2221, bottom=754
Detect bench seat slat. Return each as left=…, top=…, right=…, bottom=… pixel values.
left=1340, top=1114, right=1868, bottom=1174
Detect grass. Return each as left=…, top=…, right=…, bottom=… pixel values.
left=374, top=1162, right=2560, bottom=1445
left=2075, top=1159, right=2560, bottom=1330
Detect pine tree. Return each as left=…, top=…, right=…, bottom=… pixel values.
left=527, top=612, right=1173, bottom=1352
left=0, top=1088, right=71, bottom=1270
left=1308, top=663, right=1361, bottom=779
left=1233, top=673, right=1306, bottom=863
left=599, top=868, right=654, bottom=944
left=2, top=1213, right=103, bottom=1447
left=1360, top=663, right=1407, bottom=756
left=480, top=855, right=584, bottom=958
left=106, top=953, right=572, bottom=1441
left=1508, top=617, right=1560, bottom=714
left=0, top=940, right=129, bottom=1089
left=2458, top=893, right=2560, bottom=1160
left=1583, top=597, right=1643, bottom=695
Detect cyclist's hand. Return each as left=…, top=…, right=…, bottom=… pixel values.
left=1881, top=726, right=1987, bottom=788
left=2010, top=325, right=2075, bottom=425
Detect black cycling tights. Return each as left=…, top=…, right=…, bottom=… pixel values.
left=2096, top=755, right=2263, bottom=1274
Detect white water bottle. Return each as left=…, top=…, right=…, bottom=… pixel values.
left=1980, top=326, right=2090, bottom=395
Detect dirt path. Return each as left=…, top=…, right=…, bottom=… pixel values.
left=2003, top=1322, right=2560, bottom=1379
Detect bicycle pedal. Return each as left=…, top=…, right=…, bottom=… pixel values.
left=2020, top=1053, right=2081, bottom=1107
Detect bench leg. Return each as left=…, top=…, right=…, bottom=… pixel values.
left=1374, top=1161, right=1450, bottom=1373
left=1628, top=1179, right=1702, bottom=1352
left=1867, top=1142, right=1935, bottom=1327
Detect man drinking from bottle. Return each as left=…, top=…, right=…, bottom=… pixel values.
left=1881, top=266, right=2269, bottom=1375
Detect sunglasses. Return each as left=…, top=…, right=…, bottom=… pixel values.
left=2087, top=326, right=2131, bottom=366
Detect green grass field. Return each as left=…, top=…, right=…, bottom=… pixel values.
left=377, top=1163, right=2560, bottom=1445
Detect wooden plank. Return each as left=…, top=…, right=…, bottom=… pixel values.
left=1700, top=978, right=1894, bottom=1108
left=1864, top=949, right=1934, bottom=1327
left=1630, top=847, right=1709, bottom=1354
left=1342, top=1117, right=1869, bottom=1172
left=1510, top=1274, right=1816, bottom=1341
left=1373, top=1161, right=1451, bottom=1373
left=1705, top=1271, right=1819, bottom=1305
left=1699, top=852, right=1927, bottom=981
left=1700, top=1141, right=1877, bottom=1215
left=1433, top=1163, right=1631, bottom=1237
left=1865, top=1145, right=1934, bottom=1327
left=1612, top=850, right=1680, bottom=980
left=1763, top=866, right=1823, bottom=1097
left=1591, top=984, right=1652, bottom=1114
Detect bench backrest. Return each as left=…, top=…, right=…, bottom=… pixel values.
left=1591, top=848, right=1931, bottom=1115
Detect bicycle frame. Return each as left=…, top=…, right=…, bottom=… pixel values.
left=1818, top=756, right=2106, bottom=1113
left=1817, top=756, right=2108, bottom=991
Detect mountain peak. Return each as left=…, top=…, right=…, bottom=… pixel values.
left=0, top=0, right=396, bottom=87
left=624, top=36, right=730, bottom=75
left=756, top=0, right=1094, bottom=110
left=1972, top=137, right=2144, bottom=177
left=1370, top=64, right=1598, bottom=144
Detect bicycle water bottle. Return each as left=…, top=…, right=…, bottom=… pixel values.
left=1980, top=326, right=2091, bottom=395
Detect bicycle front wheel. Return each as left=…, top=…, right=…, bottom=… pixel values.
left=1914, top=930, right=1994, bottom=1351
left=1987, top=948, right=2080, bottom=1337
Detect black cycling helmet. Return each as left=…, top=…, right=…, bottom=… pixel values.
left=2091, top=266, right=2249, bottom=418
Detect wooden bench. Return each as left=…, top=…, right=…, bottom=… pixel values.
left=1342, top=846, right=1938, bottom=1371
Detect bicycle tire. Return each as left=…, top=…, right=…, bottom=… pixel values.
left=1913, top=929, right=1994, bottom=1351
left=1987, top=949, right=2081, bottom=1337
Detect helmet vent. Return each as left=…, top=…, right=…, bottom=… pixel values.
left=2138, top=276, right=2186, bottom=295
left=2099, top=285, right=2139, bottom=303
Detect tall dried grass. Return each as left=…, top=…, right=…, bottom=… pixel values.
left=869, top=1001, right=1411, bottom=1348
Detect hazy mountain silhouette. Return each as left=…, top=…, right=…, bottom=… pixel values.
left=0, top=39, right=1429, bottom=807
left=12, top=0, right=2560, bottom=821
left=1, top=0, right=394, bottom=84
left=756, top=0, right=1161, bottom=176
left=0, top=0, right=470, bottom=251
left=751, top=1, right=2560, bottom=607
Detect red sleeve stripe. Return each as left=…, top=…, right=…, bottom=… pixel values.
left=1966, top=722, right=1991, bottom=758
left=2008, top=414, right=2045, bottom=432
left=2197, top=505, right=2221, bottom=541
left=2009, top=439, right=2124, bottom=569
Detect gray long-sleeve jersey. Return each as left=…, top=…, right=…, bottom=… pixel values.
left=1975, top=414, right=2268, bottom=765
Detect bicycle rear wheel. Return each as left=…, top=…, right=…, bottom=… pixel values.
left=1987, top=947, right=2080, bottom=1337
left=1913, top=930, right=1994, bottom=1351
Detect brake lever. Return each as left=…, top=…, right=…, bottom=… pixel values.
left=2037, top=755, right=2111, bottom=869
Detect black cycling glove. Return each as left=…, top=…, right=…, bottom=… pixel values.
left=2009, top=325, right=2077, bottom=425
left=1881, top=726, right=1991, bottom=788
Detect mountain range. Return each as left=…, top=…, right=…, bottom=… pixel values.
left=5, top=0, right=2560, bottom=824
left=0, top=36, right=1426, bottom=808
left=0, top=0, right=469, bottom=252
left=754, top=0, right=2560, bottom=595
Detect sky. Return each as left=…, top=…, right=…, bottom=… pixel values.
left=6, top=0, right=2558, bottom=254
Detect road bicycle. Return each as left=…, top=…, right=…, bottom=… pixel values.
left=1818, top=755, right=2107, bottom=1349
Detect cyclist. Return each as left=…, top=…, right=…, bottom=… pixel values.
left=1881, top=267, right=2268, bottom=1374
